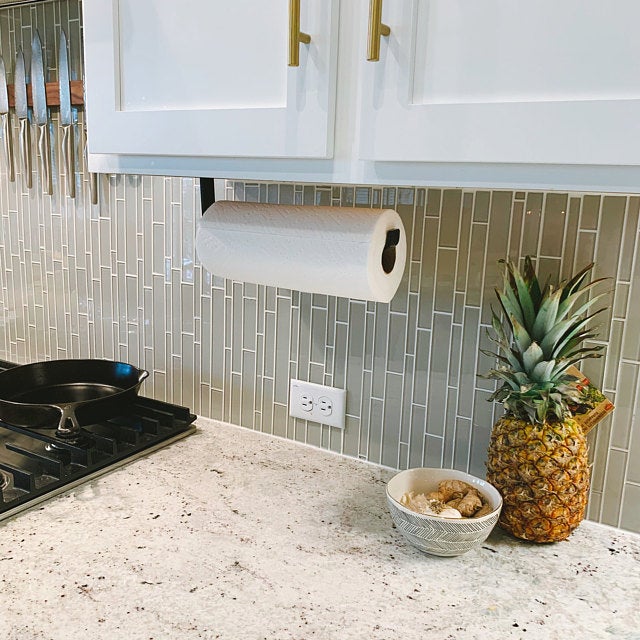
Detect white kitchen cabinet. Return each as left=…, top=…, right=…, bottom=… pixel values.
left=83, top=0, right=640, bottom=191
left=359, top=0, right=640, bottom=166
left=83, top=0, right=339, bottom=160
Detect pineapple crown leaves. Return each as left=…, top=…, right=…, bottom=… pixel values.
left=483, top=256, right=610, bottom=424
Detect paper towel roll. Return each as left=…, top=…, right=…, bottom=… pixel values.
left=196, top=201, right=406, bottom=302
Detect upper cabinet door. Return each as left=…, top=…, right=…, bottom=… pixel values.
left=83, top=0, right=339, bottom=159
left=359, top=0, right=640, bottom=165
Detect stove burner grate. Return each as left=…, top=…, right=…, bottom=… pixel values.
left=0, top=359, right=196, bottom=521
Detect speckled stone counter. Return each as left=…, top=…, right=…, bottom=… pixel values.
left=1, top=418, right=638, bottom=640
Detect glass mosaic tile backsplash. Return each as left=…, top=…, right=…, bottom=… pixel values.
left=0, top=1, right=639, bottom=534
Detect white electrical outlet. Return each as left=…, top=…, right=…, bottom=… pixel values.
left=289, top=379, right=346, bottom=429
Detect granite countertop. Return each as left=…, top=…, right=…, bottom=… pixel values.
left=1, top=417, right=639, bottom=640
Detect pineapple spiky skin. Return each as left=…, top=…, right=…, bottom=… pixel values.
left=487, top=414, right=590, bottom=542
left=484, top=256, right=606, bottom=543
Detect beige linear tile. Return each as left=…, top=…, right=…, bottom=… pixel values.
left=595, top=196, right=626, bottom=343
left=621, top=250, right=640, bottom=362
left=574, top=230, right=597, bottom=275
left=541, top=193, right=568, bottom=257
left=620, top=484, right=640, bottom=532
left=587, top=490, right=602, bottom=522
left=426, top=314, right=452, bottom=438
left=439, top=190, right=462, bottom=248
left=604, top=320, right=624, bottom=390
left=601, top=449, right=627, bottom=527
left=610, top=363, right=638, bottom=450
left=464, top=224, right=487, bottom=308
left=619, top=196, right=639, bottom=282
left=417, top=217, right=439, bottom=330
left=626, top=375, right=640, bottom=484
left=426, top=189, right=441, bottom=218
left=434, top=248, right=457, bottom=313
left=521, top=193, right=543, bottom=256
left=473, top=192, right=490, bottom=223
left=455, top=193, right=473, bottom=293
left=581, top=195, right=601, bottom=230
left=589, top=417, right=612, bottom=494
left=509, top=200, right=524, bottom=257
left=613, top=282, right=630, bottom=319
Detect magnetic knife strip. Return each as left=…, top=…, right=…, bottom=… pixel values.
left=0, top=29, right=91, bottom=200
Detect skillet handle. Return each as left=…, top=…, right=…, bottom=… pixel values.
left=137, top=369, right=150, bottom=384
left=56, top=403, right=82, bottom=438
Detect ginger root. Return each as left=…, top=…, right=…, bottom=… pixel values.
left=456, top=490, right=483, bottom=517
left=400, top=492, right=462, bottom=518
left=445, top=497, right=463, bottom=510
left=438, top=479, right=472, bottom=502
left=436, top=479, right=491, bottom=518
left=399, top=479, right=494, bottom=519
left=473, top=503, right=494, bottom=518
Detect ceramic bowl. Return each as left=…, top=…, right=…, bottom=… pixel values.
left=386, top=467, right=502, bottom=557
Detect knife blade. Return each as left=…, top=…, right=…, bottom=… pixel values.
left=31, top=30, right=52, bottom=196
left=58, top=29, right=75, bottom=198
left=0, top=56, right=15, bottom=182
left=14, top=48, right=31, bottom=189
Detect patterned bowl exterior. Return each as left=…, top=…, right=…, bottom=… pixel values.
left=386, top=468, right=502, bottom=557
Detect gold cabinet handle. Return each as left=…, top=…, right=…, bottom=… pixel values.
left=289, top=0, right=311, bottom=67
left=367, top=0, right=391, bottom=62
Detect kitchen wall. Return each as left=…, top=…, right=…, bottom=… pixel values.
left=0, top=1, right=639, bottom=534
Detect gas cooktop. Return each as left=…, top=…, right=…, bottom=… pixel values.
left=0, top=359, right=196, bottom=522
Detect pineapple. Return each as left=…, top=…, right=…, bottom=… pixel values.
left=484, top=257, right=607, bottom=542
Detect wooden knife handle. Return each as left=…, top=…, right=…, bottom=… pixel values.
left=1, top=113, right=14, bottom=182
left=19, top=117, right=31, bottom=189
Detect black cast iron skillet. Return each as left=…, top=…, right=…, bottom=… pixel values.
left=0, top=359, right=149, bottom=439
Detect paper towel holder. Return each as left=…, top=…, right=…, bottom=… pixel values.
left=382, top=228, right=400, bottom=274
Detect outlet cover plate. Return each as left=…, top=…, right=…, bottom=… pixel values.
left=289, top=379, right=346, bottom=429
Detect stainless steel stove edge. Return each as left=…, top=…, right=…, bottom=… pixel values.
left=0, top=425, right=197, bottom=523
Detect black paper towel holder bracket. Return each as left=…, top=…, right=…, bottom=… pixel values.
left=199, top=177, right=216, bottom=213
left=382, top=229, right=400, bottom=274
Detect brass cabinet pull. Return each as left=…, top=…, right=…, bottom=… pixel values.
left=367, top=0, right=391, bottom=62
left=289, top=0, right=311, bottom=67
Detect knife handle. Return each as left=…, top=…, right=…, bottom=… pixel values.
left=36, top=123, right=53, bottom=196
left=84, top=134, right=98, bottom=205
left=61, top=124, right=75, bottom=199
left=19, top=117, right=32, bottom=189
left=1, top=113, right=15, bottom=182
